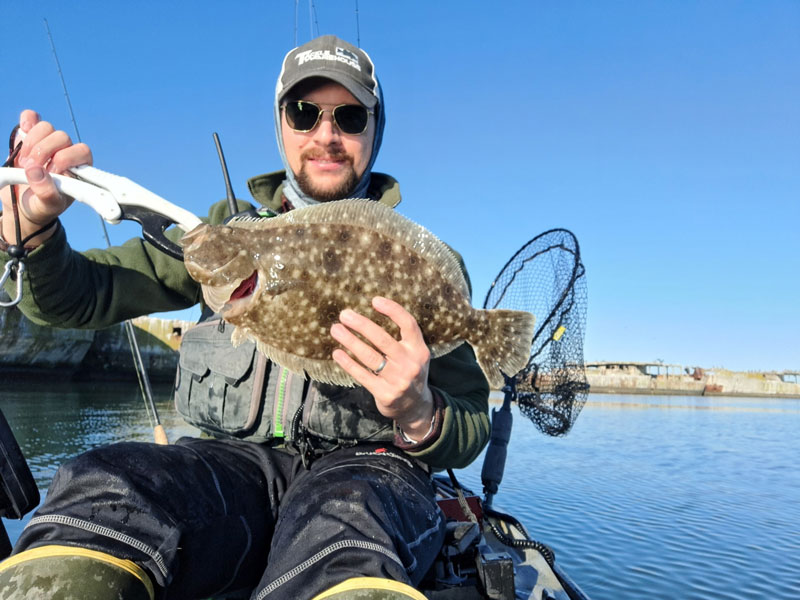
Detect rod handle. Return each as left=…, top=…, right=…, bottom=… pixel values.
left=153, top=425, right=169, bottom=446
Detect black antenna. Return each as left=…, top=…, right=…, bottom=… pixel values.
left=213, top=133, right=238, bottom=216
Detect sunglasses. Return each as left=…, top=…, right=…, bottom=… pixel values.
left=283, top=101, right=372, bottom=135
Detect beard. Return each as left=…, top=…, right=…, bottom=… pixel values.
left=294, top=148, right=360, bottom=202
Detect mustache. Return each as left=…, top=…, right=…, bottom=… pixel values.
left=300, top=147, right=353, bottom=164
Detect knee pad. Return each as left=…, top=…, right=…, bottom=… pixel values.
left=0, top=545, right=154, bottom=600
left=312, top=576, right=427, bottom=600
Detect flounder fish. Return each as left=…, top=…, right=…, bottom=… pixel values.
left=181, top=198, right=535, bottom=388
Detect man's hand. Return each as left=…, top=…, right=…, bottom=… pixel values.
left=331, top=296, right=435, bottom=441
left=1, top=110, right=92, bottom=247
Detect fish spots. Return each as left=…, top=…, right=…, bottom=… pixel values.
left=318, top=338, right=337, bottom=356
left=323, top=247, right=342, bottom=274
left=464, top=314, right=482, bottom=335
left=376, top=239, right=393, bottom=260
left=343, top=280, right=363, bottom=294
left=319, top=299, right=343, bottom=329
left=416, top=294, right=438, bottom=327
left=441, top=284, right=458, bottom=304
left=377, top=270, right=393, bottom=288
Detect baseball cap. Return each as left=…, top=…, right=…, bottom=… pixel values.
left=277, top=35, right=379, bottom=108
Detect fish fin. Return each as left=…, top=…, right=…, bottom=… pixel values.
left=470, top=309, right=536, bottom=389
left=429, top=339, right=465, bottom=359
left=231, top=326, right=252, bottom=347
left=225, top=215, right=270, bottom=227
left=254, top=342, right=358, bottom=387
left=304, top=360, right=359, bottom=387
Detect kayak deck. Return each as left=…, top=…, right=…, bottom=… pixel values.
left=419, top=475, right=591, bottom=600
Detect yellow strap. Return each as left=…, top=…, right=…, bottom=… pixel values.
left=312, top=576, right=427, bottom=600
left=0, top=544, right=154, bottom=599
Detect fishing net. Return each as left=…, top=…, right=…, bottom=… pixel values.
left=483, top=229, right=588, bottom=436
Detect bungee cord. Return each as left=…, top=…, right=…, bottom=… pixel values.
left=0, top=130, right=58, bottom=308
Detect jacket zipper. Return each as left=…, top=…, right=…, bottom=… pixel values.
left=273, top=367, right=289, bottom=438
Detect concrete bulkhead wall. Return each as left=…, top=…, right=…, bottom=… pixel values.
left=586, top=363, right=800, bottom=399
left=0, top=304, right=186, bottom=382
left=0, top=305, right=95, bottom=377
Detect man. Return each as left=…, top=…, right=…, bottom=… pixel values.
left=0, top=35, right=490, bottom=600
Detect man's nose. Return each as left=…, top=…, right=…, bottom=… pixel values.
left=313, top=111, right=340, bottom=143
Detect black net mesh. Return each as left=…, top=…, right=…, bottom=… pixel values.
left=483, top=229, right=589, bottom=436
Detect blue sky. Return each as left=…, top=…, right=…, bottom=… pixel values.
left=2, top=1, right=798, bottom=372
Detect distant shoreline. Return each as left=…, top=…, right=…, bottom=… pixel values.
left=583, top=361, right=800, bottom=399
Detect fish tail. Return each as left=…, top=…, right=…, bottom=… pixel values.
left=471, top=309, right=536, bottom=389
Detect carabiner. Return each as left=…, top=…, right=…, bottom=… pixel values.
left=0, top=259, right=24, bottom=308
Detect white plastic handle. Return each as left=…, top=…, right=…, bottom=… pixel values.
left=0, top=166, right=202, bottom=232
left=0, top=167, right=122, bottom=223
left=72, top=166, right=202, bottom=232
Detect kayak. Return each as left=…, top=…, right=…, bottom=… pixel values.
left=420, top=473, right=591, bottom=600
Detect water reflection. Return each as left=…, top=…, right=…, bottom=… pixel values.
left=586, top=394, right=800, bottom=413
left=2, top=381, right=198, bottom=488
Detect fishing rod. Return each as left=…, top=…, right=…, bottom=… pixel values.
left=355, top=0, right=361, bottom=47
left=43, top=18, right=168, bottom=445
left=294, top=0, right=320, bottom=45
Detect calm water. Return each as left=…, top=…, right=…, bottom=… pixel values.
left=2, top=383, right=799, bottom=599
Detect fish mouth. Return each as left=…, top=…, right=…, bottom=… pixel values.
left=200, top=270, right=259, bottom=317
left=222, top=271, right=259, bottom=318
left=230, top=271, right=258, bottom=302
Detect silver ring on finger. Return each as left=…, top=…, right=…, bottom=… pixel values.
left=372, top=356, right=388, bottom=375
